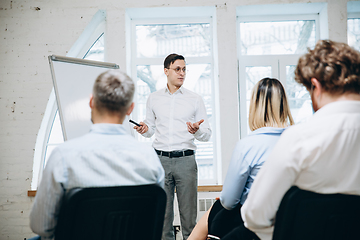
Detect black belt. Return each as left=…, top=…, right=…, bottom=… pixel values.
left=155, top=149, right=194, bottom=158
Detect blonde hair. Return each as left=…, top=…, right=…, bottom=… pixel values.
left=249, top=78, right=294, bottom=131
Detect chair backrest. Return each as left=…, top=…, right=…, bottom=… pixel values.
left=55, top=184, right=166, bottom=240
left=272, top=186, right=360, bottom=240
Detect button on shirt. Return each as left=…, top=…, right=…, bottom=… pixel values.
left=142, top=86, right=211, bottom=151
left=30, top=124, right=165, bottom=240
left=220, top=127, right=286, bottom=210
left=241, top=101, right=360, bottom=240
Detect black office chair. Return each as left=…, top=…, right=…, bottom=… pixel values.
left=54, top=184, right=166, bottom=240
left=272, top=186, right=360, bottom=240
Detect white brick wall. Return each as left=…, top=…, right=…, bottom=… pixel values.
left=0, top=1, right=98, bottom=239
left=0, top=0, right=348, bottom=239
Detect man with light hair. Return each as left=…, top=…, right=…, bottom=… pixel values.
left=29, top=70, right=165, bottom=240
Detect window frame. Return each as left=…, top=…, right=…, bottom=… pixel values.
left=237, top=13, right=320, bottom=138
left=31, top=10, right=107, bottom=190
left=129, top=14, right=220, bottom=185
left=347, top=12, right=360, bottom=51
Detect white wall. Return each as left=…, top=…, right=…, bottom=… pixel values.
left=0, top=0, right=349, bottom=239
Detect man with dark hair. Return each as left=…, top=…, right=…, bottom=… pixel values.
left=29, top=70, right=165, bottom=240
left=134, top=53, right=212, bottom=240
left=241, top=40, right=360, bottom=240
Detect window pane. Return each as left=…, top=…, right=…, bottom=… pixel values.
left=44, top=145, right=57, bottom=167
left=136, top=65, right=164, bottom=145
left=44, top=33, right=105, bottom=168
left=286, top=65, right=312, bottom=124
left=136, top=64, right=215, bottom=180
left=240, top=21, right=316, bottom=55
left=47, top=110, right=64, bottom=145
left=245, top=66, right=272, bottom=134
left=43, top=111, right=64, bottom=168
left=84, top=33, right=105, bottom=61
left=136, top=24, right=211, bottom=58
left=348, top=18, right=360, bottom=51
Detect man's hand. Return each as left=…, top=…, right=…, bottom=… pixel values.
left=186, top=119, right=204, bottom=134
left=134, top=122, right=149, bottom=134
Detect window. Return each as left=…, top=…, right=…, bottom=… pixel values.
left=31, top=10, right=106, bottom=190
left=45, top=34, right=105, bottom=165
left=129, top=8, right=218, bottom=185
left=237, top=8, right=320, bottom=137
left=347, top=2, right=360, bottom=51
left=348, top=17, right=360, bottom=51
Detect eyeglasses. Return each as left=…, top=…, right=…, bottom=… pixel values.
left=167, top=67, right=187, bottom=74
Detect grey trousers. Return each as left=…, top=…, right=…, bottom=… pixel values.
left=158, top=154, right=198, bottom=240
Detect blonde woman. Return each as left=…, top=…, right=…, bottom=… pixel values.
left=188, top=78, right=294, bottom=240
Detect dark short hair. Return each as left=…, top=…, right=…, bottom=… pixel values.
left=164, top=53, right=185, bottom=69
left=295, top=40, right=360, bottom=95
left=93, top=70, right=135, bottom=115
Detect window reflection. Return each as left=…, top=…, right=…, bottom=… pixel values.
left=240, top=21, right=316, bottom=55
left=136, top=24, right=211, bottom=58
left=348, top=18, right=360, bottom=51
left=286, top=65, right=312, bottom=124
left=84, top=33, right=105, bottom=61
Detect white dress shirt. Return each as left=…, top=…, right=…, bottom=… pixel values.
left=241, top=100, right=360, bottom=240
left=30, top=124, right=165, bottom=240
left=142, top=86, right=211, bottom=151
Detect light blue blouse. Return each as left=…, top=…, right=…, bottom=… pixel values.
left=220, top=127, right=286, bottom=210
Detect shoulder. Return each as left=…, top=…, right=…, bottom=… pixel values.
left=152, top=88, right=166, bottom=95
left=181, top=88, right=203, bottom=103
left=235, top=128, right=286, bottom=154
left=147, top=88, right=167, bottom=101
left=249, top=127, right=286, bottom=136
left=58, top=132, right=94, bottom=148
left=244, top=127, right=286, bottom=144
left=147, top=89, right=161, bottom=98
left=182, top=87, right=200, bottom=97
left=281, top=121, right=312, bottom=141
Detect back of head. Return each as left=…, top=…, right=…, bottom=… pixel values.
left=92, top=70, right=135, bottom=115
left=164, top=53, right=185, bottom=69
left=249, top=78, right=294, bottom=131
left=295, top=39, right=360, bottom=95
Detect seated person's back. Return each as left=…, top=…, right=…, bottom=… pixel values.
left=29, top=70, right=165, bottom=240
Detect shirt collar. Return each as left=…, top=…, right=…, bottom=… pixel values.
left=249, top=127, right=286, bottom=136
left=165, top=85, right=184, bottom=95
left=90, top=123, right=128, bottom=135
left=313, top=100, right=360, bottom=117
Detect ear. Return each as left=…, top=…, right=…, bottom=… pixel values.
left=89, top=94, right=94, bottom=109
left=126, top=102, right=135, bottom=116
left=164, top=67, right=169, bottom=76
left=311, top=78, right=322, bottom=97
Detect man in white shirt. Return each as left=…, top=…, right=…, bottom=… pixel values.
left=134, top=53, right=212, bottom=240
left=241, top=40, right=360, bottom=240
left=29, top=70, right=165, bottom=240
